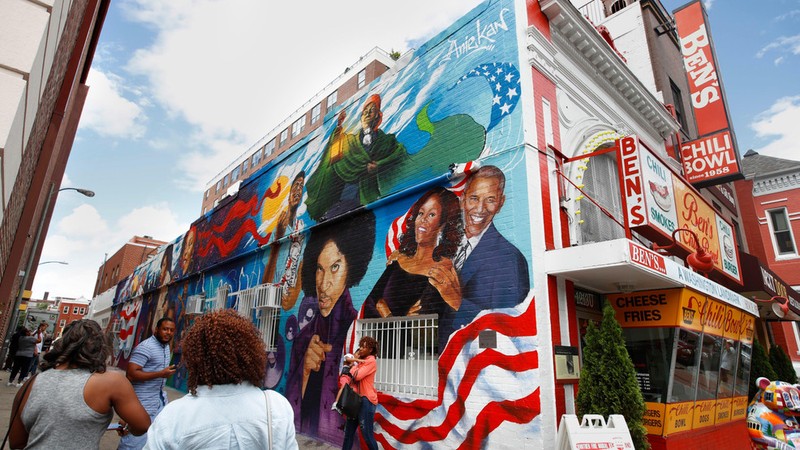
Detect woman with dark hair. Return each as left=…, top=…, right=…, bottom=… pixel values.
left=144, top=310, right=297, bottom=449
left=341, top=336, right=380, bottom=450
left=363, top=187, right=463, bottom=319
left=286, top=202, right=376, bottom=440
left=8, top=320, right=150, bottom=449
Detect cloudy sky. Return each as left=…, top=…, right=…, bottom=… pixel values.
left=32, top=0, right=800, bottom=300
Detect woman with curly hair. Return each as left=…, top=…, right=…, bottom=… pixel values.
left=8, top=319, right=150, bottom=449
left=363, top=186, right=463, bottom=319
left=144, top=310, right=298, bottom=449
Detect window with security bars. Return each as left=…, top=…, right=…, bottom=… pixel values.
left=768, top=208, right=797, bottom=255
left=580, top=150, right=625, bottom=244
left=233, top=284, right=281, bottom=352
left=205, top=285, right=229, bottom=312
left=356, top=315, right=438, bottom=398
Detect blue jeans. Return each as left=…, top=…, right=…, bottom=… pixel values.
left=342, top=397, right=378, bottom=450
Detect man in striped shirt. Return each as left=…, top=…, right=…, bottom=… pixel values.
left=118, top=317, right=176, bottom=450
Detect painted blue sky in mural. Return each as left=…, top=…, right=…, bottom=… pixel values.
left=33, top=0, right=800, bottom=300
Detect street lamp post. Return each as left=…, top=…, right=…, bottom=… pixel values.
left=1, top=185, right=94, bottom=362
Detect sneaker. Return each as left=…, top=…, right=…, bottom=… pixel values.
left=5, top=381, right=12, bottom=387
left=16, top=382, right=23, bottom=387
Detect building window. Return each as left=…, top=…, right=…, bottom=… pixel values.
left=732, top=219, right=744, bottom=249
left=216, top=180, right=222, bottom=192
left=62, top=306, right=68, bottom=314
left=580, top=148, right=625, bottom=244
left=542, top=98, right=554, bottom=148
left=232, top=166, right=240, bottom=181
left=265, top=139, right=276, bottom=157
left=280, top=129, right=288, bottom=146
left=327, top=91, right=338, bottom=108
left=242, top=159, right=249, bottom=173
left=357, top=69, right=366, bottom=89
left=670, top=79, right=688, bottom=130
left=59, top=320, right=65, bottom=328
left=357, top=315, right=438, bottom=399
left=223, top=174, right=230, bottom=188
left=311, top=103, right=321, bottom=124
left=80, top=307, right=85, bottom=315
left=292, top=117, right=306, bottom=138
left=768, top=208, right=797, bottom=255
left=252, top=149, right=262, bottom=167
left=610, top=0, right=627, bottom=14
left=205, top=189, right=210, bottom=199
left=73, top=307, right=79, bottom=314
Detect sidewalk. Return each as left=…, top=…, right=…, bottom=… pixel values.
left=0, top=370, right=336, bottom=450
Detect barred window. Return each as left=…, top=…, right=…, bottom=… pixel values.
left=356, top=315, right=438, bottom=398
left=233, top=284, right=281, bottom=352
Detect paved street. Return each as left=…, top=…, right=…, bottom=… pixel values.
left=0, top=369, right=336, bottom=450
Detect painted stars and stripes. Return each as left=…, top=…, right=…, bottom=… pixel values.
left=374, top=300, right=540, bottom=449
left=453, top=62, right=521, bottom=131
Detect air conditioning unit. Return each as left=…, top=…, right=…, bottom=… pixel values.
left=186, top=293, right=206, bottom=316
left=204, top=285, right=229, bottom=312
left=254, top=284, right=281, bottom=310
left=235, top=288, right=255, bottom=317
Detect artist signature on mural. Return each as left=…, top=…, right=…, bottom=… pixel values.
left=442, top=8, right=510, bottom=63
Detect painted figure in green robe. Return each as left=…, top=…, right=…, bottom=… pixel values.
left=305, top=94, right=407, bottom=221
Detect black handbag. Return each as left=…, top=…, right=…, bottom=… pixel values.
left=337, top=382, right=362, bottom=418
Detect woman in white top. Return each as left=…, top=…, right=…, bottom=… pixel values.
left=144, top=310, right=298, bottom=450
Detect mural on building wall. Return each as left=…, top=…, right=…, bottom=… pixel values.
left=108, top=0, right=540, bottom=447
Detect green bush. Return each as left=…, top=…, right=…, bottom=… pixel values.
left=769, top=344, right=798, bottom=384
left=749, top=340, right=778, bottom=400
left=577, top=300, right=650, bottom=450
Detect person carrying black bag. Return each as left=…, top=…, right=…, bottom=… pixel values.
left=340, top=336, right=379, bottom=450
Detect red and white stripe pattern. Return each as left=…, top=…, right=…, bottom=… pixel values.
left=374, top=299, right=540, bottom=449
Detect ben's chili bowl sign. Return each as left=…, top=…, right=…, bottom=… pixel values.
left=618, top=136, right=742, bottom=284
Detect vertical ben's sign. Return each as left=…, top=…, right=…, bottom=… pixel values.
left=673, top=0, right=742, bottom=188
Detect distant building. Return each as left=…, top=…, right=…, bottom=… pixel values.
left=735, top=149, right=800, bottom=374
left=54, top=296, right=91, bottom=337
left=93, top=236, right=167, bottom=296
left=0, top=0, right=110, bottom=347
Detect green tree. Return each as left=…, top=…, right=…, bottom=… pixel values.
left=389, top=49, right=401, bottom=61
left=577, top=301, right=650, bottom=450
left=749, top=340, right=778, bottom=400
left=769, top=345, right=798, bottom=384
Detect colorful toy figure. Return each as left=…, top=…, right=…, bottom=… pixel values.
left=747, top=377, right=800, bottom=449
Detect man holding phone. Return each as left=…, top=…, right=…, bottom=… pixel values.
left=118, top=317, right=176, bottom=450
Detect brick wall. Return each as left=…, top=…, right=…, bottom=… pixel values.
left=0, top=0, right=97, bottom=346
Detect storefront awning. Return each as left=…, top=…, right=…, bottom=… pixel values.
left=543, top=238, right=758, bottom=317
left=737, top=251, right=800, bottom=321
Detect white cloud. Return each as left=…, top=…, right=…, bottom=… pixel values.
left=31, top=202, right=189, bottom=299
left=80, top=69, right=147, bottom=138
left=751, top=95, right=800, bottom=161
left=121, top=0, right=483, bottom=190
left=756, top=34, right=800, bottom=59
left=703, top=0, right=715, bottom=11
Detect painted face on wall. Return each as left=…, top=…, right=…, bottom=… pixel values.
left=289, top=175, right=304, bottom=210
left=361, top=102, right=380, bottom=130
left=462, top=176, right=505, bottom=239
left=315, top=240, right=349, bottom=317
left=180, top=228, right=196, bottom=274
left=415, top=195, right=443, bottom=247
